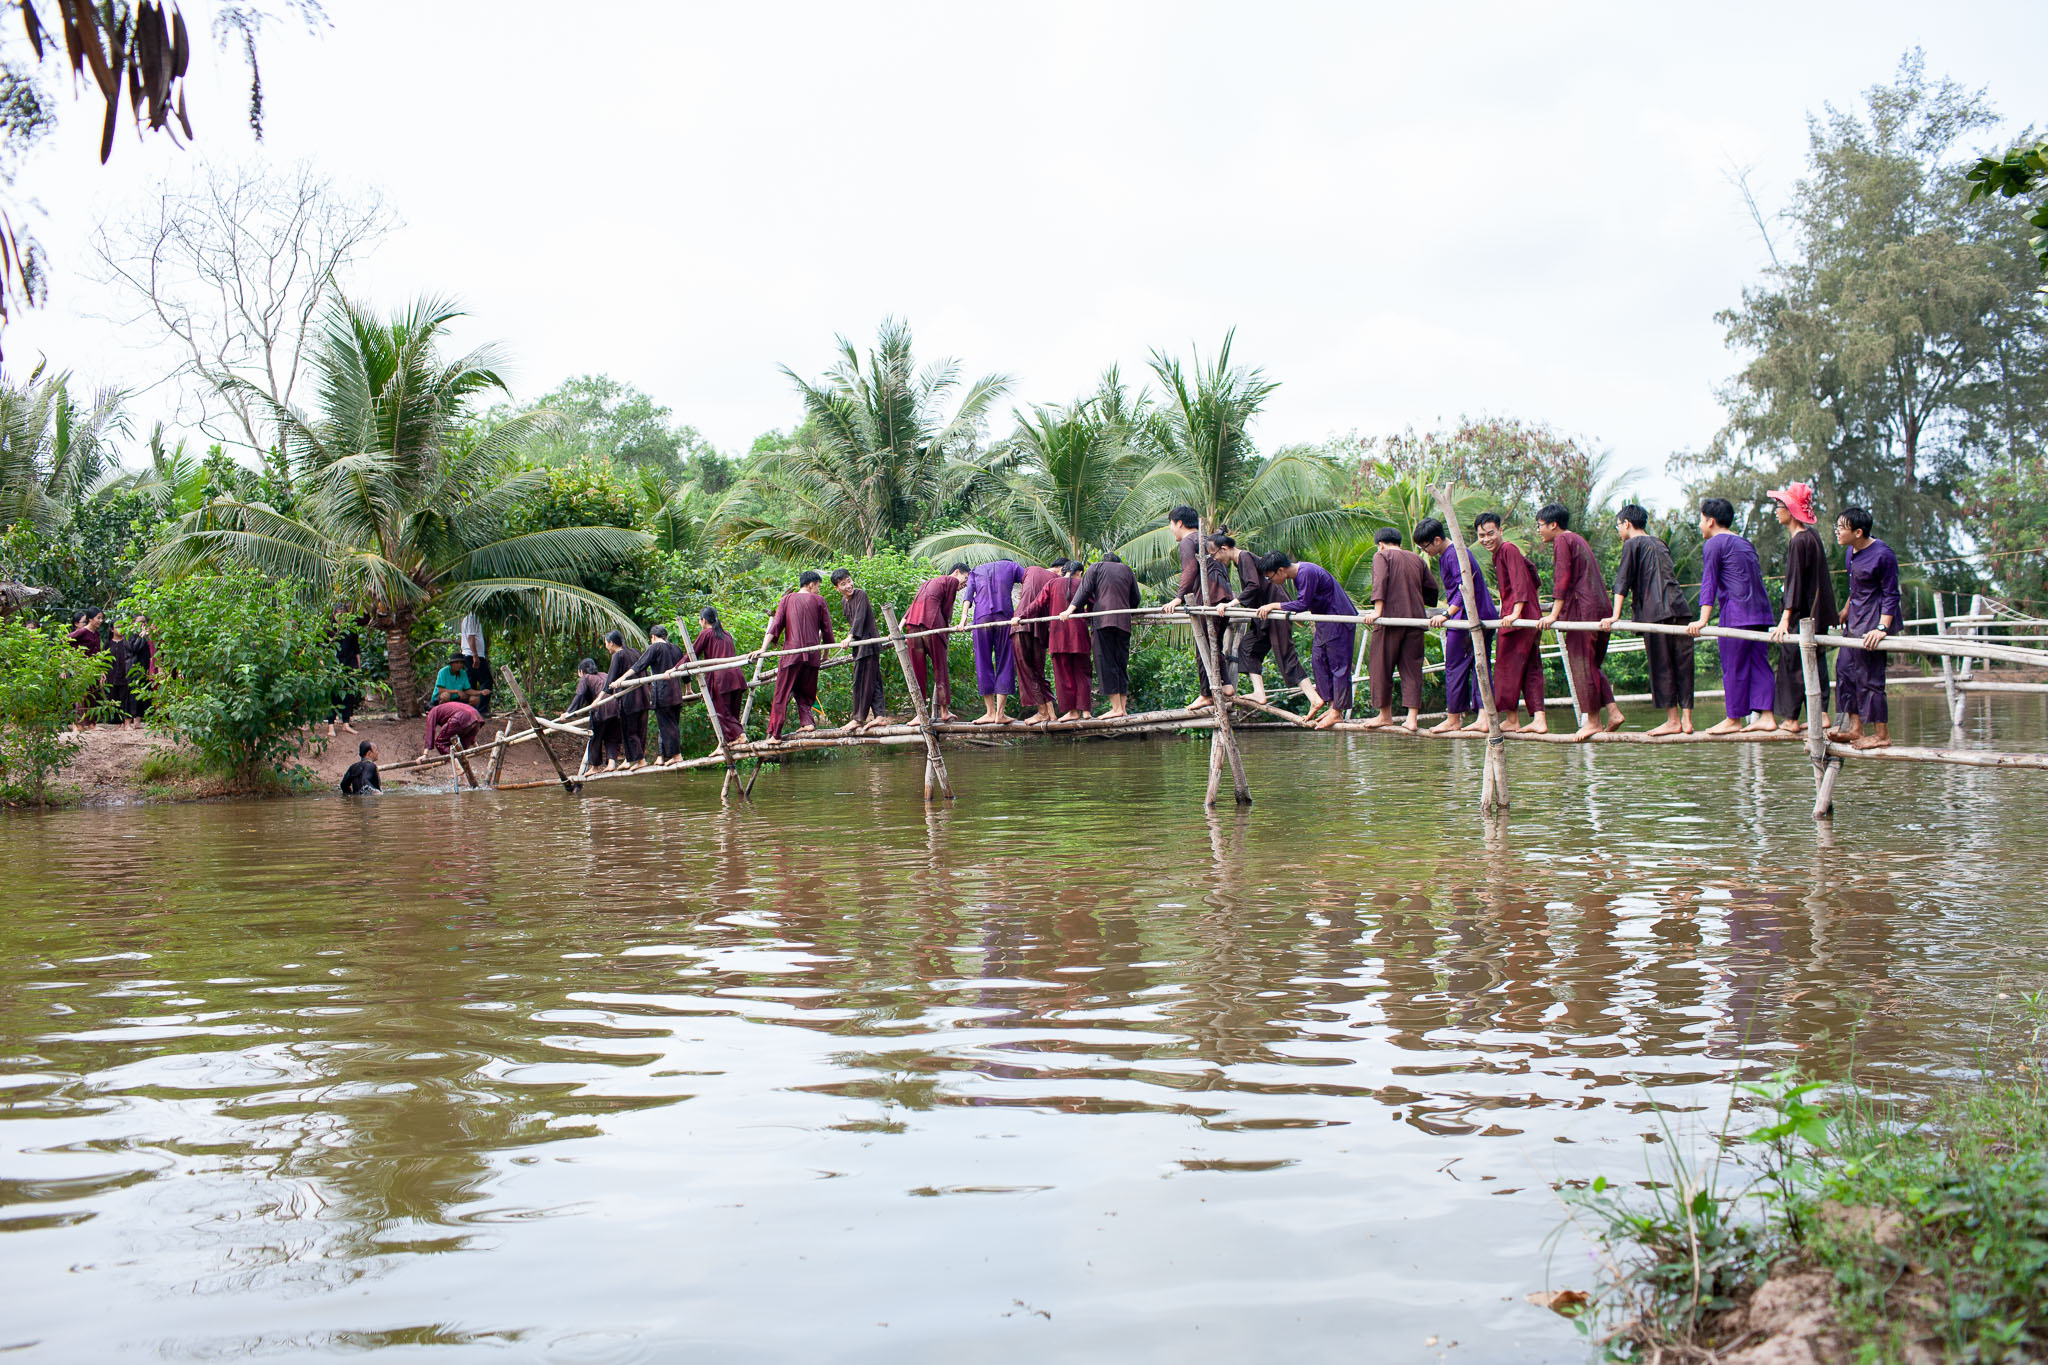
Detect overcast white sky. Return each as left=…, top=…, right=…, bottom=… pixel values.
left=7, top=2, right=2046, bottom=504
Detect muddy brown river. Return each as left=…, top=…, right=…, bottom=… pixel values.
left=3, top=692, right=2043, bottom=1362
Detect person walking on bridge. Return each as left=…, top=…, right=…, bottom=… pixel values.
left=1687, top=497, right=1777, bottom=736
left=1064, top=553, right=1138, bottom=718
left=1026, top=560, right=1092, bottom=721
left=1363, top=528, right=1435, bottom=731
left=1829, top=506, right=1900, bottom=751
left=1766, top=482, right=1836, bottom=736
left=764, top=571, right=835, bottom=740
left=832, top=569, right=889, bottom=732
left=905, top=564, right=969, bottom=720
left=623, top=623, right=687, bottom=766
left=1214, top=539, right=1306, bottom=707
left=599, top=631, right=650, bottom=769
left=1254, top=553, right=1352, bottom=729
left=1417, top=518, right=1493, bottom=735
left=1535, top=503, right=1624, bottom=742
left=1011, top=561, right=1062, bottom=725
left=1602, top=504, right=1696, bottom=737
left=693, top=609, right=746, bottom=745
left=967, top=558, right=1024, bottom=725
left=1164, top=506, right=1233, bottom=710
left=1476, top=513, right=1547, bottom=733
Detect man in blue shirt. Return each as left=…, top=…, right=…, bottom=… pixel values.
left=1254, top=553, right=1355, bottom=729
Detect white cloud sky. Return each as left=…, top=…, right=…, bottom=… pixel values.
left=7, top=1, right=2045, bottom=506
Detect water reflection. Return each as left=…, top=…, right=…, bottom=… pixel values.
left=0, top=693, right=2041, bottom=1361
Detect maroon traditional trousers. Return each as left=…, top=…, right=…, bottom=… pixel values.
left=905, top=575, right=960, bottom=715
left=1490, top=540, right=1547, bottom=719
left=765, top=589, right=834, bottom=737
left=1011, top=564, right=1058, bottom=708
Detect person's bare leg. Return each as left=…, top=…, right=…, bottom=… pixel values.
left=1704, top=712, right=1746, bottom=735
left=1311, top=707, right=1341, bottom=730
left=1604, top=703, right=1626, bottom=733
left=1742, top=709, right=1779, bottom=733
left=1430, top=711, right=1467, bottom=735
left=1109, top=693, right=1128, bottom=718
left=1524, top=707, right=1549, bottom=734
left=1249, top=676, right=1269, bottom=705
left=1827, top=716, right=1860, bottom=744
left=1645, top=706, right=1682, bottom=738
left=1853, top=722, right=1891, bottom=750
left=1399, top=707, right=1420, bottom=732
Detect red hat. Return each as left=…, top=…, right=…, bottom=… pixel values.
left=1767, top=481, right=1816, bottom=525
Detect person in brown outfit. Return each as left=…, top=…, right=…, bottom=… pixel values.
left=1362, top=528, right=1436, bottom=730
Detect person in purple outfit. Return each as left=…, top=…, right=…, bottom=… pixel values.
left=1253, top=553, right=1354, bottom=729
left=965, top=558, right=1024, bottom=725
left=1828, top=505, right=1901, bottom=750
left=1687, top=496, right=1778, bottom=734
left=1417, top=517, right=1495, bottom=734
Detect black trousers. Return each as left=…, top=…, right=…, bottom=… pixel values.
left=850, top=653, right=886, bottom=723
left=1238, top=619, right=1308, bottom=687
left=652, top=704, right=682, bottom=759
left=1772, top=640, right=1829, bottom=719
left=1645, top=630, right=1698, bottom=710
left=1193, top=618, right=1235, bottom=696
left=604, top=711, right=646, bottom=764
left=1094, top=626, right=1131, bottom=696
left=470, top=656, right=494, bottom=715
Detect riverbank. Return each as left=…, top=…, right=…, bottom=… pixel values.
left=1572, top=1051, right=2048, bottom=1363
left=43, top=709, right=565, bottom=804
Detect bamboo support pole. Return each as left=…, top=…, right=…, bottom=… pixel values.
left=676, top=621, right=735, bottom=772
left=496, top=664, right=578, bottom=794
left=1190, top=519, right=1250, bottom=808
left=883, top=605, right=952, bottom=802
left=1434, top=485, right=1508, bottom=811
left=1934, top=593, right=1963, bottom=730
left=482, top=729, right=509, bottom=787
left=450, top=735, right=481, bottom=789
left=1799, top=617, right=1835, bottom=819
left=723, top=641, right=773, bottom=801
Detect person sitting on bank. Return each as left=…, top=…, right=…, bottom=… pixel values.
left=433, top=653, right=476, bottom=706
left=420, top=698, right=484, bottom=761
left=340, top=740, right=381, bottom=795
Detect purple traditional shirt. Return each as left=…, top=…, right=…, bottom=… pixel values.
left=1844, top=538, right=1902, bottom=633
left=1278, top=561, right=1357, bottom=620
left=967, top=559, right=1025, bottom=624
left=1699, top=532, right=1774, bottom=629
left=1437, top=545, right=1496, bottom=622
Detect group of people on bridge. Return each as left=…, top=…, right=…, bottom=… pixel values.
left=405, top=481, right=1908, bottom=782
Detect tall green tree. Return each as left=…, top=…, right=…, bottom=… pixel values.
left=0, top=365, right=126, bottom=534
left=913, top=368, right=1184, bottom=564
left=504, top=373, right=730, bottom=486
left=1688, top=52, right=2048, bottom=566
left=145, top=297, right=650, bottom=715
left=1121, top=331, right=1346, bottom=571
left=725, top=317, right=1008, bottom=559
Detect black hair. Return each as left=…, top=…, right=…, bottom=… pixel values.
left=1699, top=497, right=1735, bottom=529
left=1475, top=511, right=1503, bottom=531
left=699, top=607, right=721, bottom=628
left=798, top=570, right=823, bottom=587
left=1257, top=551, right=1293, bottom=576
left=1064, top=558, right=1084, bottom=573
left=603, top=630, right=625, bottom=647
left=1209, top=534, right=1235, bottom=550
left=829, top=568, right=852, bottom=584
left=1103, top=552, right=1122, bottom=563
left=1841, top=505, right=1874, bottom=536
left=358, top=739, right=374, bottom=757
left=1618, top=503, right=1649, bottom=530
left=1536, top=502, right=1570, bottom=529
left=650, top=624, right=669, bottom=639
left=1168, top=505, right=1200, bottom=529
left=1374, top=527, right=1402, bottom=546
left=949, top=562, right=969, bottom=574
left=578, top=656, right=599, bottom=674
left=1413, top=517, right=1446, bottom=545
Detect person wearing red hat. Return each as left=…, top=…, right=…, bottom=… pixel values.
left=1766, top=481, right=1837, bottom=734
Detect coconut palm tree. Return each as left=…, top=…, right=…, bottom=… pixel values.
left=723, top=317, right=1009, bottom=558
left=0, top=365, right=127, bottom=534
left=145, top=296, right=650, bottom=715
left=914, top=368, right=1185, bottom=565
left=99, top=423, right=210, bottom=516
left=1120, top=332, right=1351, bottom=571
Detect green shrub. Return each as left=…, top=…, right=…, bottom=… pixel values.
left=124, top=566, right=359, bottom=785
left=0, top=617, right=97, bottom=803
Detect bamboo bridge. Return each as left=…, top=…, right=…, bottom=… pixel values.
left=381, top=490, right=2048, bottom=819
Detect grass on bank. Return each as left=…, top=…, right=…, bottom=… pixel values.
left=134, top=744, right=316, bottom=800
left=1565, top=1008, right=2048, bottom=1362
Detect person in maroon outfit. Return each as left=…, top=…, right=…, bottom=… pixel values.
left=419, top=699, right=483, bottom=760
left=1474, top=513, right=1548, bottom=732
left=1010, top=561, right=1061, bottom=724
left=1534, top=502, right=1623, bottom=741
left=1025, top=560, right=1093, bottom=720
left=693, top=608, right=747, bottom=745
left=904, top=564, right=969, bottom=719
left=1363, top=528, right=1436, bottom=730
left=1163, top=506, right=1234, bottom=706
left=830, top=569, right=889, bottom=731
left=763, top=571, right=835, bottom=739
